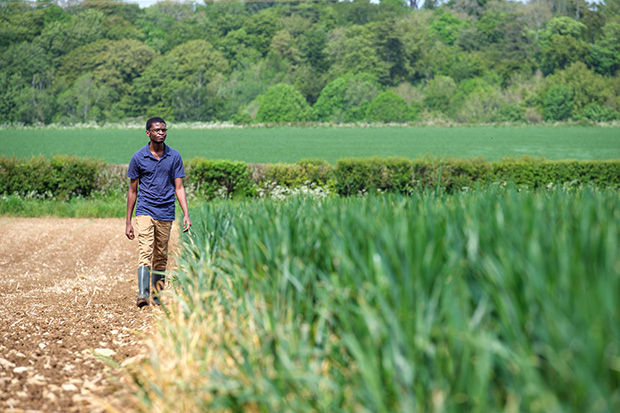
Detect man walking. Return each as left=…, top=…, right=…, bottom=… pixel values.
left=125, top=117, right=191, bottom=307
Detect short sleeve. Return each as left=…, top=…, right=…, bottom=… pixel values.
left=173, top=153, right=185, bottom=179
left=127, top=154, right=140, bottom=179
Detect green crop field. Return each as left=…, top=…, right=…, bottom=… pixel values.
left=1, top=126, right=619, bottom=164
left=123, top=188, right=620, bottom=412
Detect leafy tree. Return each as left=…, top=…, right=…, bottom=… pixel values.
left=590, top=21, right=620, bottom=76
left=12, top=81, right=56, bottom=125
left=543, top=85, right=573, bottom=121
left=579, top=103, right=619, bottom=121
left=0, top=69, right=55, bottom=125
left=102, top=16, right=145, bottom=41
left=522, top=1, right=553, bottom=43
left=0, top=1, right=617, bottom=125
left=243, top=9, right=282, bottom=56
left=298, top=26, right=329, bottom=74
left=449, top=0, right=489, bottom=17
left=57, top=39, right=156, bottom=97
left=132, top=39, right=229, bottom=121
left=56, top=73, right=113, bottom=123
left=0, top=41, right=51, bottom=81
left=366, top=90, right=415, bottom=122
left=450, top=50, right=486, bottom=82
left=601, top=0, right=620, bottom=18
left=541, top=34, right=590, bottom=75
left=326, top=26, right=390, bottom=83
left=35, top=9, right=106, bottom=60
left=254, top=83, right=312, bottom=123
left=313, top=73, right=381, bottom=122
left=218, top=28, right=262, bottom=70
left=202, top=1, right=249, bottom=39
left=368, top=18, right=408, bottom=85
left=454, top=83, right=504, bottom=123
left=334, top=0, right=380, bottom=25
left=430, top=11, right=469, bottom=46
left=490, top=19, right=536, bottom=81
left=497, top=104, right=525, bottom=122
left=423, top=75, right=457, bottom=114
left=80, top=0, right=142, bottom=22
left=540, top=16, right=587, bottom=41
left=0, top=4, right=46, bottom=50
left=396, top=12, right=434, bottom=81
left=0, top=73, right=18, bottom=122
left=135, top=2, right=198, bottom=54
left=270, top=29, right=299, bottom=63
left=291, top=64, right=326, bottom=105
left=551, top=62, right=614, bottom=113
left=476, top=10, right=508, bottom=44
left=42, top=5, right=71, bottom=27
left=218, top=49, right=292, bottom=121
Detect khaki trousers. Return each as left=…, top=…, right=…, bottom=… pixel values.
left=134, top=215, right=173, bottom=271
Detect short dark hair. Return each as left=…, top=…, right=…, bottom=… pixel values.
left=146, top=117, right=166, bottom=131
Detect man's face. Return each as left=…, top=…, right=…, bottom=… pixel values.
left=146, top=122, right=167, bottom=144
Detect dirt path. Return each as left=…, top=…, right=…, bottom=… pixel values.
left=0, top=218, right=177, bottom=412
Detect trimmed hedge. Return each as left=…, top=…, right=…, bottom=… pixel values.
left=0, top=155, right=103, bottom=200
left=251, top=158, right=333, bottom=188
left=2, top=156, right=619, bottom=200
left=334, top=157, right=620, bottom=195
left=184, top=159, right=255, bottom=199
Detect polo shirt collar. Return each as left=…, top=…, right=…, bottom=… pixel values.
left=141, top=143, right=169, bottom=159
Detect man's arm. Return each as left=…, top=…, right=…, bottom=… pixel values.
left=174, top=177, right=191, bottom=232
left=126, top=178, right=138, bottom=240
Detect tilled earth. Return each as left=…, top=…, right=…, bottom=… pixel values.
left=0, top=218, right=177, bottom=412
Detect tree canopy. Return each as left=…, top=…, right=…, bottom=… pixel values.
left=1, top=0, right=619, bottom=125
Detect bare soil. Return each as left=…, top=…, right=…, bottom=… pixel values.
left=0, top=218, right=176, bottom=412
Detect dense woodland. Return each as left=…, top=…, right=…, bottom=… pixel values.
left=2, top=0, right=620, bottom=125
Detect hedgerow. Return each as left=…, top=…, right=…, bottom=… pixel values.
left=0, top=155, right=103, bottom=200
left=2, top=156, right=618, bottom=201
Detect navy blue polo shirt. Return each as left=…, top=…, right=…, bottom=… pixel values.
left=128, top=143, right=185, bottom=221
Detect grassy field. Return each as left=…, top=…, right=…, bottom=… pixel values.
left=1, top=125, right=619, bottom=164
left=122, top=188, right=620, bottom=412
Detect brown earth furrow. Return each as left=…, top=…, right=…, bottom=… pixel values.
left=0, top=218, right=177, bottom=412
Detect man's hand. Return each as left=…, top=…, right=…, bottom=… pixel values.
left=182, top=215, right=192, bottom=233
left=126, top=222, right=135, bottom=240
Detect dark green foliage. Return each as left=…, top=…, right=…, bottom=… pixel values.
left=430, top=11, right=469, bottom=46
left=243, top=9, right=282, bottom=56
left=313, top=73, right=381, bottom=122
left=334, top=156, right=494, bottom=195
left=0, top=155, right=103, bottom=200
left=253, top=158, right=333, bottom=187
left=333, top=156, right=620, bottom=195
left=365, top=90, right=415, bottom=122
left=543, top=85, right=574, bottom=121
left=423, top=75, right=457, bottom=114
left=491, top=157, right=620, bottom=188
left=333, top=157, right=416, bottom=195
left=254, top=83, right=313, bottom=123
left=590, top=21, right=620, bottom=76
left=1, top=2, right=620, bottom=125
left=3, top=156, right=619, bottom=204
left=184, top=159, right=255, bottom=199
left=579, top=103, right=619, bottom=122
left=498, top=104, right=525, bottom=122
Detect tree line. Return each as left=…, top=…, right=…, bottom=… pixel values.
left=1, top=0, right=620, bottom=125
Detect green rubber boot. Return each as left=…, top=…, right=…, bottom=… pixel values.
left=151, top=271, right=165, bottom=306
left=136, top=266, right=150, bottom=308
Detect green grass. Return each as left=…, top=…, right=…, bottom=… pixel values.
left=1, top=126, right=619, bottom=164
left=123, top=188, right=620, bottom=412
left=0, top=194, right=207, bottom=218
left=0, top=194, right=127, bottom=217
